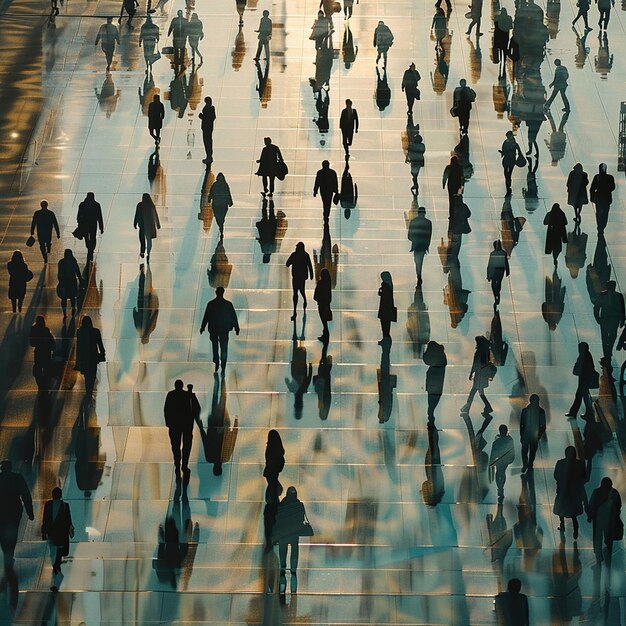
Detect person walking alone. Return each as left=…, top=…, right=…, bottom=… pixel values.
left=147, top=94, right=165, bottom=145
left=401, top=63, right=421, bottom=116
left=286, top=242, right=313, bottom=321
left=41, top=487, right=73, bottom=580
left=7, top=251, right=33, bottom=313
left=57, top=249, right=82, bottom=318
left=339, top=100, right=359, bottom=156
left=76, top=192, right=104, bottom=260
left=544, top=59, right=570, bottom=112
left=200, top=286, right=240, bottom=374
left=313, top=160, right=339, bottom=223
left=133, top=193, right=161, bottom=261
left=588, top=477, right=621, bottom=565
left=30, top=200, right=60, bottom=263
left=199, top=96, right=216, bottom=164
left=254, top=10, right=272, bottom=61
left=589, top=163, right=615, bottom=233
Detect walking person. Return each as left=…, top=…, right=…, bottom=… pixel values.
left=486, top=240, right=510, bottom=308
left=442, top=155, right=465, bottom=218
left=566, top=163, right=589, bottom=222
left=373, top=21, right=394, bottom=66
left=94, top=16, right=120, bottom=71
left=431, top=7, right=447, bottom=49
left=286, top=242, right=313, bottom=321
left=256, top=137, right=283, bottom=197
left=544, top=59, right=570, bottom=112
left=589, top=163, right=615, bottom=233
left=0, top=460, right=34, bottom=569
left=489, top=425, right=515, bottom=502
left=572, top=0, right=592, bottom=30
left=466, top=0, right=483, bottom=36
left=553, top=446, right=587, bottom=538
left=519, top=394, right=546, bottom=472
left=593, top=280, right=625, bottom=359
left=313, top=268, right=332, bottom=343
left=186, top=13, right=204, bottom=64
left=424, top=340, right=446, bottom=424
left=167, top=10, right=188, bottom=71
left=200, top=286, right=240, bottom=374
left=499, top=131, right=523, bottom=196
left=164, top=379, right=196, bottom=482
left=461, top=335, right=494, bottom=415
left=596, top=0, right=615, bottom=30
left=118, top=0, right=138, bottom=27
left=407, top=206, right=432, bottom=286
left=339, top=100, right=359, bottom=156
left=452, top=79, right=476, bottom=135
left=588, top=477, right=622, bottom=564
left=30, top=200, right=60, bottom=263
left=377, top=271, right=396, bottom=343
left=208, top=173, right=233, bottom=239
left=406, top=130, right=425, bottom=196
left=76, top=192, right=104, bottom=260
left=41, top=488, right=73, bottom=581
left=565, top=341, right=598, bottom=418
left=57, top=249, right=82, bottom=318
left=138, top=15, right=160, bottom=72
left=263, top=429, right=285, bottom=490
left=254, top=10, right=272, bottom=61
left=401, top=62, right=421, bottom=116
left=199, top=96, right=216, bottom=164
left=544, top=203, right=568, bottom=266
left=30, top=315, right=56, bottom=390
left=493, top=8, right=512, bottom=72
left=7, top=251, right=33, bottom=313
left=313, top=160, right=339, bottom=223
left=75, top=315, right=106, bottom=395
left=495, top=579, right=530, bottom=626
left=133, top=193, right=161, bottom=261
left=147, top=94, right=165, bottom=145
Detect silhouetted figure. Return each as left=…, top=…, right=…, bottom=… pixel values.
left=565, top=223, right=587, bottom=279
left=596, top=0, right=614, bottom=30
left=76, top=192, right=104, bottom=260
left=313, top=268, right=332, bottom=342
left=30, top=200, right=60, bottom=263
left=139, top=15, right=160, bottom=71
left=199, top=96, right=216, bottom=164
left=7, top=250, right=32, bottom=313
left=452, top=78, right=476, bottom=134
left=489, top=424, right=514, bottom=501
left=406, top=128, right=425, bottom=196
left=254, top=10, right=272, bottom=60
left=339, top=100, right=358, bottom=155
left=406, top=285, right=430, bottom=358
left=431, top=7, right=447, bottom=49
left=499, top=131, right=522, bottom=196
left=424, top=341, right=446, bottom=423
left=264, top=482, right=282, bottom=551
left=310, top=11, right=330, bottom=50
left=448, top=193, right=471, bottom=251
left=544, top=59, right=570, bottom=112
left=542, top=269, right=566, bottom=330
left=187, top=13, right=204, bottom=63
left=566, top=341, right=598, bottom=418
left=0, top=461, right=33, bottom=570
left=520, top=394, right=546, bottom=472
left=401, top=62, right=421, bottom=115
left=57, top=249, right=82, bottom=318
left=286, top=242, right=313, bottom=321
left=493, top=8, right=513, bottom=73
left=566, top=163, right=589, bottom=222
left=377, top=271, right=395, bottom=342
left=466, top=0, right=483, bottom=35
left=589, top=163, right=615, bottom=233
left=200, top=286, right=240, bottom=374
left=147, top=94, right=165, bottom=145
left=263, top=429, right=285, bottom=491
left=573, top=0, right=592, bottom=29
left=164, top=380, right=196, bottom=481
left=462, top=336, right=494, bottom=415
left=587, top=476, right=621, bottom=565
left=407, top=206, right=432, bottom=286
left=594, top=280, right=625, bottom=359
left=343, top=0, right=353, bottom=18
left=168, top=10, right=188, bottom=70
left=495, top=578, right=529, bottom=625
left=133, top=193, right=161, bottom=261
left=118, top=0, right=138, bottom=27
left=490, top=311, right=509, bottom=367
left=339, top=158, right=358, bottom=210
left=94, top=17, right=120, bottom=71
left=544, top=202, right=568, bottom=265
left=442, top=155, right=464, bottom=217
left=30, top=315, right=56, bottom=390
left=256, top=198, right=281, bottom=263
left=553, top=446, right=587, bottom=538
left=373, top=21, right=393, bottom=65
left=41, top=487, right=73, bottom=584
left=133, top=264, right=159, bottom=343
left=342, top=23, right=358, bottom=68
left=208, top=173, right=233, bottom=239
left=256, top=137, right=283, bottom=197
left=285, top=321, right=312, bottom=419
left=313, top=343, right=332, bottom=420
left=375, top=65, right=391, bottom=111
left=486, top=240, right=510, bottom=307
left=313, top=160, right=339, bottom=223
left=75, top=315, right=105, bottom=394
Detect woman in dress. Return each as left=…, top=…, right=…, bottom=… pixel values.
left=377, top=271, right=395, bottom=342
left=7, top=250, right=33, bottom=313
left=553, top=446, right=587, bottom=538
left=75, top=315, right=106, bottom=394
left=208, top=173, right=233, bottom=239
left=544, top=202, right=568, bottom=265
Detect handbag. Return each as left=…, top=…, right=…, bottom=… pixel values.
left=276, top=159, right=288, bottom=181
left=589, top=368, right=600, bottom=389
left=450, top=106, right=458, bottom=118
left=299, top=514, right=315, bottom=537
left=614, top=515, right=624, bottom=541
left=515, top=153, right=527, bottom=168
left=390, top=306, right=398, bottom=322
left=148, top=51, right=161, bottom=64
left=72, top=226, right=84, bottom=240
left=161, top=45, right=174, bottom=55
left=26, top=235, right=36, bottom=247
left=333, top=192, right=340, bottom=205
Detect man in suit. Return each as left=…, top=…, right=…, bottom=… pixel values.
left=313, top=160, right=339, bottom=223
left=76, top=192, right=104, bottom=260
left=199, top=96, right=216, bottom=164
left=147, top=94, right=165, bottom=145
left=164, top=380, right=198, bottom=482
left=30, top=200, right=60, bottom=263
left=200, top=287, right=240, bottom=374
left=408, top=206, right=432, bottom=287
left=0, top=461, right=33, bottom=569
left=167, top=10, right=188, bottom=71
left=41, top=487, right=73, bottom=578
left=254, top=10, right=272, bottom=61
left=339, top=99, right=359, bottom=156
left=401, top=62, right=421, bottom=116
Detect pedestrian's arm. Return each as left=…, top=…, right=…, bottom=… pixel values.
left=21, top=478, right=34, bottom=520
left=95, top=29, right=100, bottom=46
left=30, top=212, right=36, bottom=235
left=200, top=304, right=209, bottom=333
left=232, top=306, right=240, bottom=335
left=354, top=109, right=359, bottom=133
left=442, top=166, right=448, bottom=189
left=308, top=256, right=314, bottom=280
left=53, top=213, right=60, bottom=238
left=155, top=208, right=161, bottom=230
left=97, top=205, right=104, bottom=233
left=313, top=174, right=320, bottom=196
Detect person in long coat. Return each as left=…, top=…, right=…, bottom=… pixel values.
left=499, top=130, right=522, bottom=196
left=587, top=477, right=622, bottom=565
left=373, top=21, right=394, bottom=65
left=589, top=163, right=615, bottom=233
left=566, top=163, right=589, bottom=222
left=313, top=268, right=332, bottom=343
left=553, top=446, right=587, bottom=538
left=424, top=341, right=446, bottom=423
left=263, top=429, right=285, bottom=491
left=256, top=137, right=283, bottom=197
left=30, top=315, right=56, bottom=390
left=57, top=249, right=82, bottom=318
left=75, top=315, right=106, bottom=394
left=377, top=271, right=395, bottom=342
left=565, top=341, right=597, bottom=419
left=544, top=203, right=568, bottom=265
left=208, top=173, right=233, bottom=238
left=77, top=192, right=104, bottom=259
left=7, top=250, right=33, bottom=313
left=486, top=240, right=510, bottom=307
left=41, top=487, right=73, bottom=576
left=147, top=94, right=165, bottom=145
left=462, top=335, right=494, bottom=415
left=133, top=193, right=161, bottom=260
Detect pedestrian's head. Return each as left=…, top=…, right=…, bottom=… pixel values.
left=215, top=286, right=225, bottom=298
left=600, top=163, right=607, bottom=174
left=177, top=9, right=183, bottom=17
left=153, top=94, right=160, bottom=102
left=529, top=393, right=539, bottom=405
left=263, top=9, right=269, bottom=16
left=500, top=8, right=508, bottom=15
left=317, top=10, right=324, bottom=17
left=191, top=12, right=198, bottom=20
left=498, top=424, right=508, bottom=436
left=215, top=172, right=225, bottom=184
left=10, top=250, right=24, bottom=264
left=264, top=137, right=272, bottom=146
left=267, top=429, right=283, bottom=451
left=40, top=199, right=49, bottom=209
left=573, top=163, right=582, bottom=172
left=34, top=314, right=45, bottom=328
left=295, top=241, right=305, bottom=251
left=505, top=130, right=513, bottom=139
left=409, top=62, right=415, bottom=69
left=459, top=78, right=466, bottom=87
left=345, top=99, right=352, bottom=107
left=507, top=578, right=522, bottom=594
left=551, top=202, right=560, bottom=212
left=418, top=206, right=426, bottom=214
left=145, top=15, right=152, bottom=23
left=378, top=20, right=384, bottom=26
left=106, top=16, right=113, bottom=23
left=380, top=271, right=393, bottom=288
left=564, top=445, right=576, bottom=460
left=285, top=485, right=298, bottom=500
left=607, top=280, right=616, bottom=291
left=52, top=487, right=62, bottom=500
left=601, top=476, right=613, bottom=490
left=174, top=379, right=183, bottom=390
left=80, top=315, right=93, bottom=330
left=204, top=96, right=212, bottom=105
left=320, top=268, right=330, bottom=284
left=64, top=248, right=73, bottom=259
left=86, top=191, right=95, bottom=201
left=578, top=341, right=589, bottom=354
left=415, top=134, right=423, bottom=142
left=493, top=240, right=501, bottom=250
left=0, top=460, right=11, bottom=473
left=554, top=58, right=561, bottom=67
left=322, top=160, right=330, bottom=169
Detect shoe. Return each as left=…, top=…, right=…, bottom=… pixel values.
left=140, top=252, right=144, bottom=258
left=565, top=412, right=576, bottom=418
left=290, top=313, right=297, bottom=321
left=253, top=57, right=260, bottom=61
left=573, top=527, right=579, bottom=539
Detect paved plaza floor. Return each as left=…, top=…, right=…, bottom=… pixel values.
left=0, top=0, right=626, bottom=623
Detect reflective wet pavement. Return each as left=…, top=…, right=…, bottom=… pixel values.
left=1, top=0, right=626, bottom=623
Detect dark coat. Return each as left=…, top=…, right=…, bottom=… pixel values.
left=134, top=201, right=161, bottom=239
left=443, top=161, right=464, bottom=194
left=75, top=326, right=105, bottom=373
left=377, top=282, right=395, bottom=321
left=401, top=68, right=421, bottom=94
left=553, top=457, right=586, bottom=518
left=7, top=259, right=33, bottom=300
left=566, top=168, right=589, bottom=208
left=408, top=215, right=432, bottom=253
left=256, top=144, right=282, bottom=177
left=424, top=342, right=446, bottom=395
left=313, top=167, right=339, bottom=198
left=200, top=297, right=239, bottom=335
left=41, top=500, right=73, bottom=547
left=147, top=100, right=165, bottom=129
left=273, top=495, right=306, bottom=543
left=487, top=249, right=510, bottom=281
left=77, top=199, right=104, bottom=233
left=590, top=172, right=615, bottom=206
left=164, top=387, right=194, bottom=431
left=339, top=107, right=359, bottom=134
left=57, top=256, right=82, bottom=299
left=30, top=324, right=56, bottom=364
left=0, top=470, right=33, bottom=523
left=314, top=279, right=332, bottom=320
left=30, top=208, right=60, bottom=241
left=199, top=104, right=216, bottom=133
left=543, top=207, right=567, bottom=256
left=286, top=249, right=313, bottom=283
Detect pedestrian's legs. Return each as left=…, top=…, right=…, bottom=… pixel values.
left=10, top=298, right=16, bottom=313
left=268, top=175, right=275, bottom=195
left=263, top=40, right=270, bottom=60
left=572, top=515, right=579, bottom=538
left=219, top=333, right=229, bottom=371
left=380, top=319, right=391, bottom=338
left=322, top=195, right=332, bottom=222
left=414, top=250, right=425, bottom=284
left=406, top=92, right=415, bottom=115
left=567, top=386, right=583, bottom=416
left=138, top=229, right=146, bottom=257
left=504, top=165, right=513, bottom=193
left=427, top=392, right=441, bottom=420
left=463, top=384, right=477, bottom=412
left=495, top=466, right=506, bottom=498
left=560, top=88, right=570, bottom=111
left=278, top=541, right=288, bottom=571
left=289, top=539, right=299, bottom=572
left=168, top=428, right=183, bottom=471
left=478, top=389, right=493, bottom=413
left=521, top=441, right=529, bottom=469
left=39, top=239, right=48, bottom=262
left=254, top=41, right=263, bottom=60
left=604, top=532, right=614, bottom=566
left=544, top=87, right=557, bottom=109
left=209, top=332, right=219, bottom=370
left=181, top=428, right=192, bottom=471
left=105, top=47, right=114, bottom=70
left=262, top=175, right=269, bottom=194
left=527, top=440, right=538, bottom=469
left=582, top=388, right=593, bottom=417
left=491, top=278, right=502, bottom=304
left=146, top=236, right=153, bottom=259
left=203, top=132, right=213, bottom=162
